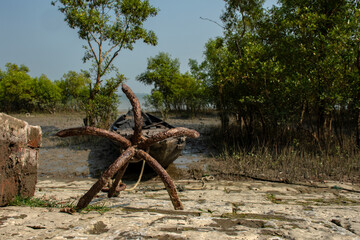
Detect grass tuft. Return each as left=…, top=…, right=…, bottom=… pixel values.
left=9, top=196, right=59, bottom=208
left=8, top=196, right=110, bottom=214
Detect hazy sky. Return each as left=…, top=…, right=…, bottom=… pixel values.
left=0, top=0, right=276, bottom=93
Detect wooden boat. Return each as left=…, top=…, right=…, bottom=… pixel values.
left=110, top=111, right=186, bottom=171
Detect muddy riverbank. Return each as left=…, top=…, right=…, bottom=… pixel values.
left=12, top=112, right=218, bottom=180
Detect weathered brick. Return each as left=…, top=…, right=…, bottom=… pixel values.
left=0, top=113, right=41, bottom=206
left=27, top=126, right=42, bottom=148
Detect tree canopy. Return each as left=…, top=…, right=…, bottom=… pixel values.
left=137, top=52, right=207, bottom=118
left=138, top=0, right=360, bottom=152
left=0, top=63, right=61, bottom=113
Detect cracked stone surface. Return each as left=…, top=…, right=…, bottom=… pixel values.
left=1, top=179, right=359, bottom=239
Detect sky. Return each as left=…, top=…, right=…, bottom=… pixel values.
left=0, top=0, right=276, bottom=93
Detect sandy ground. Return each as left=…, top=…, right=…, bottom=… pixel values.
left=1, top=112, right=359, bottom=239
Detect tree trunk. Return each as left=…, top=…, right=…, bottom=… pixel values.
left=218, top=86, right=229, bottom=132
left=356, top=109, right=360, bottom=148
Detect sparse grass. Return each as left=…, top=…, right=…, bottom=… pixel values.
left=80, top=203, right=111, bottom=214
left=207, top=124, right=360, bottom=183
left=220, top=212, right=300, bottom=222
left=216, top=146, right=360, bottom=183
left=266, top=194, right=283, bottom=204
left=9, top=196, right=60, bottom=208
left=301, top=196, right=360, bottom=206
left=8, top=196, right=110, bottom=214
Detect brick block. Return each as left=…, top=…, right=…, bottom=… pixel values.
left=0, top=113, right=41, bottom=206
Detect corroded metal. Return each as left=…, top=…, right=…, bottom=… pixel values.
left=108, top=161, right=129, bottom=198
left=76, top=147, right=135, bottom=209
left=139, top=127, right=200, bottom=149
left=122, top=83, right=143, bottom=145
left=56, top=84, right=200, bottom=210
left=56, top=126, right=131, bottom=148
left=136, top=149, right=184, bottom=210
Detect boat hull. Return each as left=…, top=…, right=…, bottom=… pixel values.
left=110, top=112, right=186, bottom=171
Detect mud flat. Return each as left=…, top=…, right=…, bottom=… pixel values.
left=1, top=179, right=360, bottom=239
left=11, top=112, right=217, bottom=179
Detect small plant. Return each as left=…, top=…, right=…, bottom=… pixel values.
left=266, top=194, right=283, bottom=204
left=9, top=196, right=59, bottom=208
left=80, top=203, right=111, bottom=214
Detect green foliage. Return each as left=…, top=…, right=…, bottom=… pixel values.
left=53, top=0, right=158, bottom=127
left=9, top=196, right=59, bottom=208
left=33, top=75, right=62, bottom=112
left=55, top=70, right=90, bottom=111
left=193, top=0, right=360, bottom=153
left=257, top=0, right=360, bottom=145
left=0, top=63, right=62, bottom=113
left=137, top=52, right=207, bottom=118
left=144, top=90, right=166, bottom=117
left=85, top=75, right=123, bottom=128
left=0, top=63, right=34, bottom=112
left=0, top=63, right=98, bottom=113
left=9, top=195, right=110, bottom=213
left=190, top=38, right=236, bottom=129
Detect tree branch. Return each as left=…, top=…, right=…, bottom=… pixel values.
left=101, top=16, right=130, bottom=76
left=86, top=34, right=99, bottom=65
left=200, top=17, right=224, bottom=29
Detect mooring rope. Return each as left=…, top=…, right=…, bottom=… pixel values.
left=123, top=160, right=146, bottom=191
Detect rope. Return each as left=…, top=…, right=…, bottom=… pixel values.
left=200, top=175, right=215, bottom=189
left=124, top=160, right=146, bottom=191
left=183, top=175, right=215, bottom=190
left=117, top=161, right=215, bottom=192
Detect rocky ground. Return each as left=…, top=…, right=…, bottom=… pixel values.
left=1, top=112, right=359, bottom=239
left=1, top=179, right=360, bottom=239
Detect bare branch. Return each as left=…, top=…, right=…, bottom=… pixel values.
left=101, top=17, right=130, bottom=76
left=200, top=16, right=224, bottom=29
left=86, top=35, right=99, bottom=65
left=88, top=31, right=100, bottom=46
left=113, top=11, right=122, bottom=27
